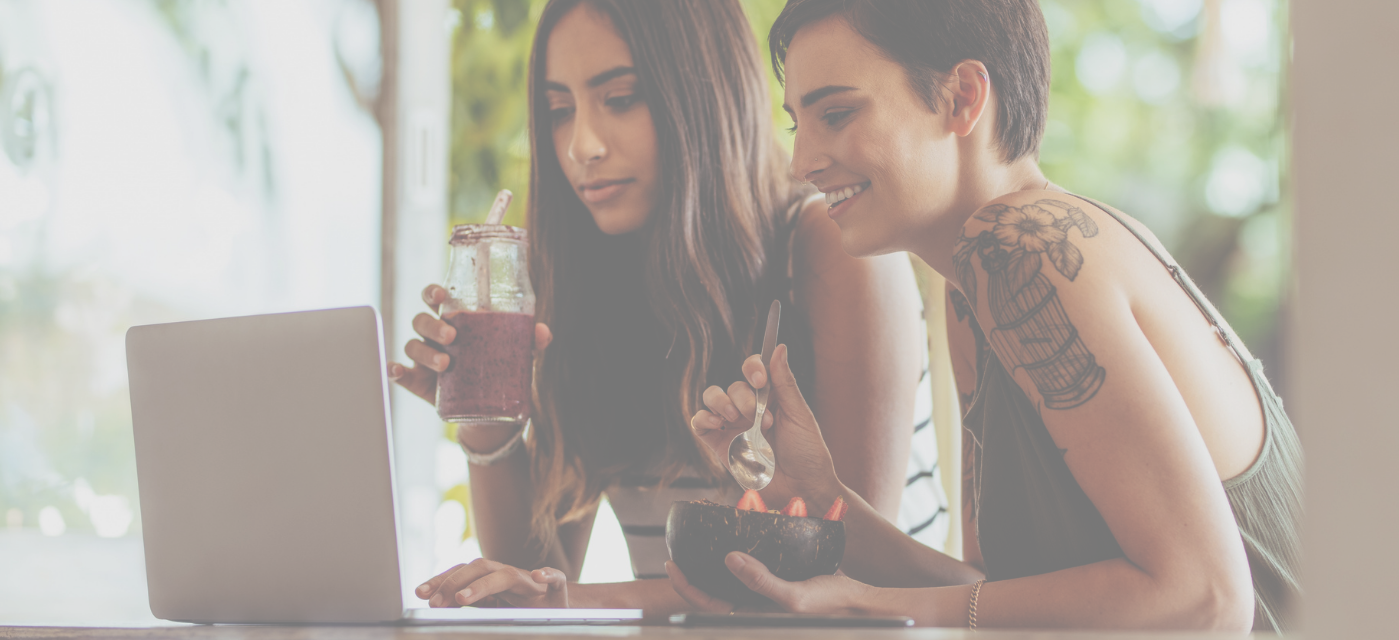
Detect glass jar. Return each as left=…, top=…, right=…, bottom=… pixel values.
left=436, top=224, right=535, bottom=425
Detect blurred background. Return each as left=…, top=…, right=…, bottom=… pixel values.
left=0, top=0, right=1289, bottom=624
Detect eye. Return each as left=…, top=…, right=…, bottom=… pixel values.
left=549, top=106, right=574, bottom=124
left=605, top=94, right=639, bottom=110
left=822, top=109, right=854, bottom=128
left=785, top=121, right=797, bottom=134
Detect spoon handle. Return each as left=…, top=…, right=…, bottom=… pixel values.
left=749, top=300, right=781, bottom=434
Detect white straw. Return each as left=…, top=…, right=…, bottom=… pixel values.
left=477, top=189, right=513, bottom=311
left=485, top=189, right=513, bottom=225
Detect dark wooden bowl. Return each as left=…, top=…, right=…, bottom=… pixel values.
left=665, top=500, right=845, bottom=606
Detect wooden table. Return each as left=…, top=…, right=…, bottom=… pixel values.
left=0, top=625, right=1272, bottom=640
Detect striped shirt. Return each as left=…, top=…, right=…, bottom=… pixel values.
left=606, top=305, right=948, bottom=580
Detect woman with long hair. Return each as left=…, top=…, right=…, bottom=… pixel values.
left=393, top=0, right=957, bottom=612
left=677, top=0, right=1300, bottom=631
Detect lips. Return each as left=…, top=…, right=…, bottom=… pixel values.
left=578, top=178, right=635, bottom=204
left=824, top=183, right=867, bottom=208
left=824, top=182, right=870, bottom=219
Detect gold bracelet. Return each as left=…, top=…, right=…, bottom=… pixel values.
left=967, top=579, right=986, bottom=629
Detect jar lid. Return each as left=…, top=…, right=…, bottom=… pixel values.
left=449, top=224, right=528, bottom=244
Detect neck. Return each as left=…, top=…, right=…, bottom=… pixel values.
left=911, top=156, right=1051, bottom=280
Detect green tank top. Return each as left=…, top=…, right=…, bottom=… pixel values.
left=962, top=196, right=1302, bottom=632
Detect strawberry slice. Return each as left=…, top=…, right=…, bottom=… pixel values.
left=780, top=497, right=808, bottom=517
left=822, top=496, right=848, bottom=521
left=736, top=489, right=767, bottom=512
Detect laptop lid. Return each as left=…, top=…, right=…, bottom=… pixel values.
left=127, top=306, right=404, bottom=623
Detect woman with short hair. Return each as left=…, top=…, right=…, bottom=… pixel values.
left=680, top=0, right=1300, bottom=631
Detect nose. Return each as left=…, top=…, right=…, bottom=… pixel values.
left=567, top=106, right=607, bottom=166
left=788, top=129, right=830, bottom=185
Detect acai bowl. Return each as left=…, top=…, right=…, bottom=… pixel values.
left=665, top=491, right=847, bottom=606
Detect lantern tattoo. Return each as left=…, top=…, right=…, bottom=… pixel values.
left=953, top=200, right=1106, bottom=410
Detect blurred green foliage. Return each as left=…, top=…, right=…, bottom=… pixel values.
left=448, top=0, right=542, bottom=228
left=447, top=0, right=1290, bottom=382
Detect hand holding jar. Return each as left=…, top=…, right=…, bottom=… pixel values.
left=388, top=193, right=547, bottom=434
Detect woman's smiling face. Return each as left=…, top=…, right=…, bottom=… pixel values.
left=545, top=4, right=660, bottom=235
left=782, top=16, right=961, bottom=257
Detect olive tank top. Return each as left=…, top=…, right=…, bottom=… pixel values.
left=962, top=196, right=1302, bottom=632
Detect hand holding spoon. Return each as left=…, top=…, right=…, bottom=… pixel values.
left=728, top=299, right=780, bottom=491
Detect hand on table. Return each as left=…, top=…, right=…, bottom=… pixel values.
left=690, top=344, right=842, bottom=504
left=416, top=558, right=568, bottom=609
left=388, top=283, right=551, bottom=405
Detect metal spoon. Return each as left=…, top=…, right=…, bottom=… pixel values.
left=728, top=300, right=780, bottom=491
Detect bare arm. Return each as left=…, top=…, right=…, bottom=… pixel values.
left=391, top=284, right=587, bottom=578
left=794, top=199, right=921, bottom=519
left=850, top=196, right=1254, bottom=628
left=691, top=197, right=1255, bottom=630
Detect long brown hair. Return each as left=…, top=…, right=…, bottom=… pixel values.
left=524, top=0, right=809, bottom=547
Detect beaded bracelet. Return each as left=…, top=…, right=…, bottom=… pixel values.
left=460, top=422, right=527, bottom=466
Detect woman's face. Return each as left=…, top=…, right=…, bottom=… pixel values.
left=782, top=17, right=960, bottom=257
left=545, top=4, right=660, bottom=236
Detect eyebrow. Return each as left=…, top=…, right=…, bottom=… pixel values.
left=801, top=85, right=858, bottom=108
left=544, top=66, right=638, bottom=93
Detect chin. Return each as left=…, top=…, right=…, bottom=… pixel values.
left=589, top=207, right=649, bottom=236
left=836, top=223, right=900, bottom=258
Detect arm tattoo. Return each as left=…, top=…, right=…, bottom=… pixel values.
left=952, top=200, right=1107, bottom=410
left=949, top=289, right=974, bottom=323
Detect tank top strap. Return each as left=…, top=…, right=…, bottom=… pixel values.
left=1069, top=194, right=1255, bottom=367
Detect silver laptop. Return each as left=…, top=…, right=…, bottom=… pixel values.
left=125, top=306, right=641, bottom=625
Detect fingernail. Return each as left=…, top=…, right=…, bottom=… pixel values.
left=416, top=583, right=429, bottom=595
left=435, top=354, right=449, bottom=370
left=440, top=327, right=454, bottom=343
left=725, top=553, right=746, bottom=570
left=726, top=408, right=741, bottom=423
left=456, top=588, right=472, bottom=602
left=429, top=594, right=443, bottom=607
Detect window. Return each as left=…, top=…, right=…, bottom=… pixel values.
left=0, top=0, right=382, bottom=622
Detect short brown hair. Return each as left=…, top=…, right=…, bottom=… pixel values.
left=768, top=0, right=1050, bottom=163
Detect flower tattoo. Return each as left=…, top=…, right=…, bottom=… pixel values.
left=993, top=205, right=1067, bottom=252
left=952, top=200, right=1106, bottom=410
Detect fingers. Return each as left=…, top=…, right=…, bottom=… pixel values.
left=415, top=563, right=464, bottom=601
left=741, top=353, right=767, bottom=390
left=535, top=323, right=552, bottom=352
left=405, top=339, right=450, bottom=373
left=413, top=312, right=455, bottom=346
left=689, top=409, right=727, bottom=436
left=665, top=561, right=735, bottom=614
left=726, top=381, right=762, bottom=422
left=388, top=361, right=436, bottom=403
left=530, top=567, right=568, bottom=607
left=724, top=552, right=795, bottom=608
left=531, top=567, right=567, bottom=590
left=452, top=567, right=548, bottom=607
left=702, top=385, right=743, bottom=424
left=424, top=559, right=497, bottom=607
left=422, top=284, right=447, bottom=314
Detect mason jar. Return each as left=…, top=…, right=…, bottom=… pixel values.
left=436, top=224, right=535, bottom=425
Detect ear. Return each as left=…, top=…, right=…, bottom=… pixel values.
left=946, top=60, right=991, bottom=138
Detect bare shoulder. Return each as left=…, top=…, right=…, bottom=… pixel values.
left=953, top=190, right=1169, bottom=304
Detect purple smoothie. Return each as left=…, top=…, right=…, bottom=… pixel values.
left=436, top=310, right=534, bottom=424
